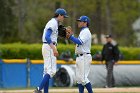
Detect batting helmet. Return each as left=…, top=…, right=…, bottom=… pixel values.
left=55, top=8, right=68, bottom=18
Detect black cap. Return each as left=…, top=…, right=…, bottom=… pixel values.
left=105, top=34, right=112, bottom=38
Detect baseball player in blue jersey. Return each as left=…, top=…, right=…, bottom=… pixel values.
left=34, top=8, right=68, bottom=93
left=66, top=16, right=93, bottom=93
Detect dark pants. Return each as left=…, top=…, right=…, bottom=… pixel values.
left=105, top=61, right=115, bottom=87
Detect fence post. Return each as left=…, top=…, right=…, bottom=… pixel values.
left=26, top=58, right=30, bottom=87
left=0, top=59, right=3, bottom=88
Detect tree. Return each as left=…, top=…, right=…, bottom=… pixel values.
left=0, top=0, right=18, bottom=43
left=0, top=0, right=140, bottom=46
left=109, top=0, right=140, bottom=46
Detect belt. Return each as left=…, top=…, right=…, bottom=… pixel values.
left=43, top=42, right=57, bottom=46
left=76, top=53, right=91, bottom=57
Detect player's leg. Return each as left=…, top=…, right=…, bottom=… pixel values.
left=37, top=44, right=51, bottom=91
left=43, top=46, right=57, bottom=93
left=84, top=54, right=93, bottom=93
left=78, top=84, right=84, bottom=93
left=35, top=44, right=55, bottom=92
left=38, top=73, right=50, bottom=91
left=35, top=74, right=55, bottom=93
left=50, top=55, right=57, bottom=77
left=76, top=56, right=85, bottom=93
left=85, top=82, right=93, bottom=93
left=43, top=77, right=50, bottom=93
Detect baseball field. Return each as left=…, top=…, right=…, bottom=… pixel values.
left=0, top=87, right=140, bottom=93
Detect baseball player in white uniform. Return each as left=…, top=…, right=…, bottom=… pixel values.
left=34, top=8, right=68, bottom=93
left=67, top=16, right=93, bottom=93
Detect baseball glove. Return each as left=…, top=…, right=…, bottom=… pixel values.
left=58, top=25, right=66, bottom=38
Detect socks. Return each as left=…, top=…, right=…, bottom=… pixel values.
left=85, top=82, right=93, bottom=93
left=78, top=84, right=84, bottom=93
left=38, top=74, right=50, bottom=91
left=44, top=80, right=49, bottom=93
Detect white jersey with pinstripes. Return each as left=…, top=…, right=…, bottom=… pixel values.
left=75, top=27, right=91, bottom=54
left=42, top=18, right=58, bottom=43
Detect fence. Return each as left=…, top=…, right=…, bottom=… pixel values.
left=0, top=59, right=140, bottom=88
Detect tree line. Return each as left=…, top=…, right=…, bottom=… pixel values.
left=0, top=0, right=140, bottom=46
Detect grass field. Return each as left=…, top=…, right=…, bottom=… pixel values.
left=0, top=87, right=140, bottom=93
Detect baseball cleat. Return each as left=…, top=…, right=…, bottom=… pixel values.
left=33, top=88, right=42, bottom=93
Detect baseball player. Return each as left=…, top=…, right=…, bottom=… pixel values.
left=34, top=8, right=68, bottom=93
left=66, top=16, right=93, bottom=93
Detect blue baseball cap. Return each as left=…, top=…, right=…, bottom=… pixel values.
left=77, top=16, right=90, bottom=24
left=55, top=8, right=68, bottom=18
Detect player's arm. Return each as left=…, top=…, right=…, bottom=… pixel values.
left=45, top=28, right=58, bottom=56
left=69, top=35, right=82, bottom=45
left=45, top=28, right=52, bottom=44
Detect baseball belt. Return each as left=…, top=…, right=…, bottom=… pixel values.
left=76, top=53, right=91, bottom=57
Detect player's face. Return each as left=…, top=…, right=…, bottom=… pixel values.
left=58, top=15, right=65, bottom=22
left=78, top=21, right=85, bottom=28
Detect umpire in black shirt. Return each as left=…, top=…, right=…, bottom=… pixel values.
left=101, top=34, right=120, bottom=88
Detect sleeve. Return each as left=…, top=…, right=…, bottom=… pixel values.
left=113, top=44, right=120, bottom=62
left=45, top=28, right=52, bottom=44
left=69, top=35, right=82, bottom=45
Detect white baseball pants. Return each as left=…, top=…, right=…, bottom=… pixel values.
left=76, top=54, right=92, bottom=85
left=42, top=44, right=56, bottom=77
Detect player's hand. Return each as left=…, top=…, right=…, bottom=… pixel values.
left=53, top=48, right=59, bottom=57
left=49, top=43, right=59, bottom=57
left=66, top=26, right=73, bottom=39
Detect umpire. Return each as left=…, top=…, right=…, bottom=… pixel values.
left=101, top=34, right=120, bottom=88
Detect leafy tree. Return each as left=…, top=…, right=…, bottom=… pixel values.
left=0, top=0, right=140, bottom=46
left=109, top=0, right=140, bottom=46
left=0, top=0, right=18, bottom=43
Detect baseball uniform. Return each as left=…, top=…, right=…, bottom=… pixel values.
left=34, top=8, right=68, bottom=93
left=69, top=16, right=93, bottom=93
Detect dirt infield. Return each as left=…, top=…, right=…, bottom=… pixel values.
left=0, top=87, right=140, bottom=93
